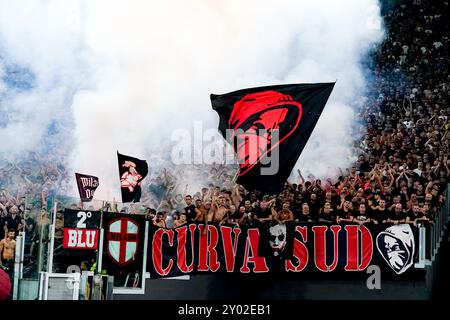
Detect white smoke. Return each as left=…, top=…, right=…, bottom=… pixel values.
left=0, top=0, right=383, bottom=199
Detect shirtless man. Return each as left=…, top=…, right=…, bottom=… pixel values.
left=210, top=195, right=228, bottom=223
left=173, top=213, right=187, bottom=228
left=194, top=199, right=207, bottom=223
left=153, top=212, right=167, bottom=228
left=0, top=229, right=16, bottom=278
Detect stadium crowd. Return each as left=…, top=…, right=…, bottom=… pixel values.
left=1, top=0, right=450, bottom=281
left=143, top=0, right=450, bottom=229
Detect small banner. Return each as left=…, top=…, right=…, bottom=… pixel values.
left=54, top=209, right=101, bottom=273
left=75, top=173, right=99, bottom=202
left=62, top=209, right=101, bottom=250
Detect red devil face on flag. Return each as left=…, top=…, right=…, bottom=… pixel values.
left=107, top=217, right=140, bottom=266
left=228, top=91, right=303, bottom=176
left=211, top=83, right=335, bottom=193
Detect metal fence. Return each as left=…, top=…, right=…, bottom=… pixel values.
left=414, top=184, right=450, bottom=268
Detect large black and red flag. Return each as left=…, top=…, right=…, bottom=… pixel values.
left=75, top=173, right=99, bottom=202
left=211, top=83, right=335, bottom=193
left=117, top=152, right=148, bottom=203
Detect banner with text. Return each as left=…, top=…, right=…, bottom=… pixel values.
left=147, top=222, right=418, bottom=278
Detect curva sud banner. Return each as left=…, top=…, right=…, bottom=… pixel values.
left=147, top=222, right=419, bottom=278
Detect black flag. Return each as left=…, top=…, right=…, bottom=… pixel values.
left=117, top=152, right=148, bottom=203
left=211, top=83, right=334, bottom=193
left=75, top=173, right=99, bottom=202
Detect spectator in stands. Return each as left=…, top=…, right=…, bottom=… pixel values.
left=353, top=203, right=371, bottom=225
left=6, top=206, right=22, bottom=233
left=183, top=195, right=196, bottom=222
left=318, top=202, right=335, bottom=224
left=387, top=203, right=407, bottom=225
left=296, top=203, right=315, bottom=223
left=336, top=199, right=354, bottom=224
left=0, top=228, right=16, bottom=282
left=173, top=212, right=187, bottom=228
left=153, top=212, right=167, bottom=228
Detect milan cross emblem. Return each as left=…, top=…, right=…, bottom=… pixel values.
left=106, top=217, right=140, bottom=266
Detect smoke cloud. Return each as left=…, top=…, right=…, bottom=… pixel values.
left=0, top=0, right=383, bottom=199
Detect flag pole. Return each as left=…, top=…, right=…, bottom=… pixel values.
left=97, top=206, right=104, bottom=274
left=232, top=168, right=239, bottom=185
left=47, top=200, right=57, bottom=273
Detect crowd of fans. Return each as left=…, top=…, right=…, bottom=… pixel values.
left=143, top=0, right=450, bottom=230
left=1, top=1, right=450, bottom=286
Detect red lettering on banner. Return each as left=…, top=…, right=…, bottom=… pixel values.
left=344, top=225, right=373, bottom=271
left=108, top=233, right=139, bottom=242
left=220, top=226, right=242, bottom=272
left=152, top=228, right=175, bottom=276
left=197, top=224, right=221, bottom=272
left=312, top=225, right=341, bottom=272
left=197, top=224, right=209, bottom=271
left=207, top=225, right=220, bottom=272
left=149, top=223, right=376, bottom=276
left=240, top=229, right=269, bottom=273
left=285, top=226, right=309, bottom=272
left=359, top=225, right=373, bottom=270
left=62, top=228, right=99, bottom=249
left=176, top=224, right=197, bottom=273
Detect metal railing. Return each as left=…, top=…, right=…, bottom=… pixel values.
left=415, top=184, right=450, bottom=268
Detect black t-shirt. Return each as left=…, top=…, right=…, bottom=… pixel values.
left=369, top=208, right=387, bottom=223
left=319, top=211, right=335, bottom=223
left=308, top=202, right=320, bottom=220
left=184, top=205, right=197, bottom=221
left=296, top=212, right=313, bottom=223
left=292, top=202, right=302, bottom=215
left=389, top=210, right=406, bottom=222
left=254, top=208, right=271, bottom=219
left=337, top=208, right=353, bottom=220
left=230, top=210, right=243, bottom=220
left=6, top=214, right=21, bottom=231
left=330, top=195, right=341, bottom=210
left=353, top=211, right=369, bottom=222
left=0, top=216, right=6, bottom=239
left=407, top=210, right=424, bottom=221
left=360, top=161, right=371, bottom=172
left=415, top=191, right=425, bottom=203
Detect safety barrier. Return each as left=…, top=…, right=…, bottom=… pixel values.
left=415, top=184, right=450, bottom=268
